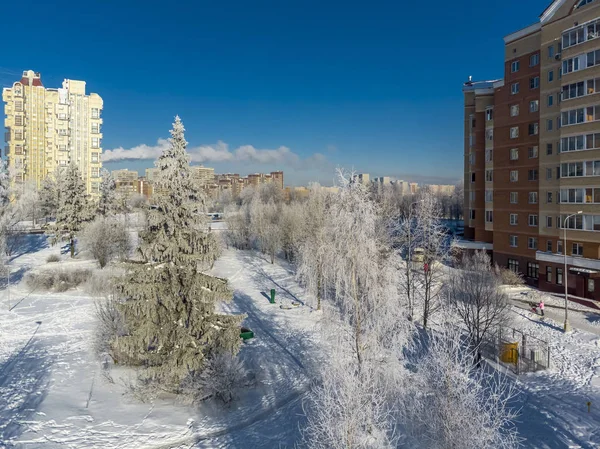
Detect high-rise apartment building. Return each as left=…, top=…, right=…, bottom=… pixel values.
left=464, top=0, right=600, bottom=300
left=3, top=70, right=103, bottom=195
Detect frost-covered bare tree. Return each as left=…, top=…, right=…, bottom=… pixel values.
left=296, top=183, right=330, bottom=310
left=114, top=116, right=242, bottom=390
left=81, top=216, right=131, bottom=268
left=280, top=202, right=305, bottom=262
left=224, top=203, right=252, bottom=249
left=403, top=325, right=519, bottom=449
left=261, top=200, right=282, bottom=264
left=413, top=189, right=453, bottom=328
left=446, top=251, right=509, bottom=362
left=302, top=329, right=401, bottom=449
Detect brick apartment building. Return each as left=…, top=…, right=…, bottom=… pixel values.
left=464, top=0, right=600, bottom=300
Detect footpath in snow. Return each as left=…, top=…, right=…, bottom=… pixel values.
left=0, top=237, right=320, bottom=449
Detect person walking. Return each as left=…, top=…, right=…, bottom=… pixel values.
left=539, top=299, right=545, bottom=317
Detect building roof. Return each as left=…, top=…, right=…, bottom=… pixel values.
left=462, top=79, right=503, bottom=92
left=19, top=76, right=43, bottom=87
left=540, top=0, right=569, bottom=24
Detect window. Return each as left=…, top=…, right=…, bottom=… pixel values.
left=530, top=77, right=540, bottom=89
left=528, top=237, right=538, bottom=250
left=529, top=53, right=540, bottom=67
left=529, top=192, right=538, bottom=203
left=510, top=213, right=518, bottom=225
left=572, top=243, right=584, bottom=256
left=547, top=119, right=554, bottom=131
left=557, top=268, right=563, bottom=285
left=510, top=170, right=518, bottom=182
left=510, top=192, right=518, bottom=204
left=510, top=104, right=520, bottom=116
left=562, top=55, right=582, bottom=74
left=485, top=169, right=493, bottom=182
left=529, top=214, right=538, bottom=226
left=486, top=108, right=493, bottom=121
left=530, top=100, right=539, bottom=112
left=509, top=235, right=518, bottom=248
left=547, top=239, right=553, bottom=252
left=14, top=115, right=23, bottom=126
left=511, top=83, right=520, bottom=95
left=528, top=146, right=538, bottom=159
left=511, top=61, right=520, bottom=73
left=547, top=168, right=553, bottom=180
left=59, top=160, right=67, bottom=166
left=528, top=169, right=538, bottom=180
left=547, top=143, right=553, bottom=155
left=485, top=190, right=493, bottom=202
left=91, top=123, right=100, bottom=134
left=510, top=127, right=519, bottom=138
left=14, top=130, right=22, bottom=140
left=469, top=153, right=475, bottom=165
left=548, top=71, right=554, bottom=83
left=589, top=279, right=595, bottom=293
left=527, top=262, right=539, bottom=279
left=471, top=172, right=476, bottom=183
left=14, top=100, right=23, bottom=112
left=548, top=95, right=554, bottom=108
left=92, top=137, right=100, bottom=149
left=91, top=108, right=100, bottom=119
left=91, top=167, right=99, bottom=178
left=469, top=209, right=476, bottom=220
left=485, top=210, right=493, bottom=223
left=469, top=191, right=476, bottom=202
left=558, top=240, right=563, bottom=254
left=91, top=153, right=99, bottom=163
left=546, top=266, right=553, bottom=282
left=508, top=259, right=519, bottom=273
left=549, top=45, right=555, bottom=58
left=528, top=123, right=539, bottom=135
left=547, top=191, right=553, bottom=203
left=485, top=129, right=493, bottom=141
left=510, top=148, right=519, bottom=160
left=14, top=144, right=23, bottom=155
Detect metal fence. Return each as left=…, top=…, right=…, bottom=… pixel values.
left=480, top=326, right=550, bottom=375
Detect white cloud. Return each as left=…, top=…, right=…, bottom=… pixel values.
left=103, top=138, right=328, bottom=170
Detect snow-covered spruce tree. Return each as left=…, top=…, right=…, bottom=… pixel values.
left=39, top=171, right=62, bottom=221
left=98, top=168, right=117, bottom=216
left=114, top=116, right=242, bottom=390
left=52, top=163, right=92, bottom=258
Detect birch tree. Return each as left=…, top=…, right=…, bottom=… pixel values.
left=297, top=183, right=330, bottom=310
left=113, top=116, right=242, bottom=390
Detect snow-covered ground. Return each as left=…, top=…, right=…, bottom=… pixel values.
left=0, top=235, right=321, bottom=448
left=2, top=235, right=600, bottom=448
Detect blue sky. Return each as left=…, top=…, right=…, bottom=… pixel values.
left=1, top=0, right=550, bottom=186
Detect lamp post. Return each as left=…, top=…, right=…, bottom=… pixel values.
left=563, top=210, right=583, bottom=333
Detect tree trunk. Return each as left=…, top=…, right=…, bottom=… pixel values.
left=70, top=237, right=75, bottom=258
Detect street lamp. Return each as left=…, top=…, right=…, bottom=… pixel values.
left=563, top=210, right=583, bottom=333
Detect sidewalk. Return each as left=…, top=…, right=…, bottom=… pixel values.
left=508, top=293, right=600, bottom=337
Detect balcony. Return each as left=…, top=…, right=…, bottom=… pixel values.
left=536, top=251, right=600, bottom=271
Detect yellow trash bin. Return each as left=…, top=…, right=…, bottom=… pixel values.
left=500, top=342, right=519, bottom=364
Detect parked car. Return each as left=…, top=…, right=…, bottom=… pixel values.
left=412, top=248, right=425, bottom=263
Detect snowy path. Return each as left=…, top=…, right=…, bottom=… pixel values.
left=0, top=239, right=320, bottom=448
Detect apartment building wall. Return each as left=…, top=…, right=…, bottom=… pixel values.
left=465, top=0, right=600, bottom=299
left=2, top=70, right=103, bottom=196
left=493, top=31, right=541, bottom=279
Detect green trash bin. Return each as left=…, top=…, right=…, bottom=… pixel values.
left=270, top=288, right=276, bottom=303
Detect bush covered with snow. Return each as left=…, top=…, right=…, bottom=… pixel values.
left=25, top=267, right=92, bottom=292
left=80, top=216, right=131, bottom=268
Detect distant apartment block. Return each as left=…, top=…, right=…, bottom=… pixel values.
left=464, top=0, right=600, bottom=300
left=2, top=70, right=103, bottom=195
left=427, top=184, right=456, bottom=195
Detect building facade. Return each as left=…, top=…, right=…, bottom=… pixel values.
left=3, top=70, right=103, bottom=195
left=465, top=0, right=600, bottom=300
